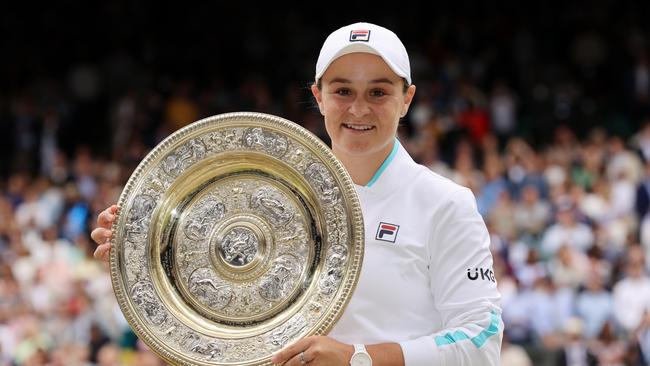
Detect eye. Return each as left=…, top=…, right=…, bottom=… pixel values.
left=370, top=89, right=387, bottom=97
left=334, top=88, right=351, bottom=96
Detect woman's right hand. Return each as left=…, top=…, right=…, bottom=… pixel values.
left=90, top=205, right=118, bottom=262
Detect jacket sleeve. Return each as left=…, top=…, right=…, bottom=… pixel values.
left=399, top=187, right=503, bottom=365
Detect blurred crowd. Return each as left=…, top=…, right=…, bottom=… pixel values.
left=4, top=1, right=650, bottom=365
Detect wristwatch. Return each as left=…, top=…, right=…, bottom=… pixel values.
left=350, top=344, right=372, bottom=366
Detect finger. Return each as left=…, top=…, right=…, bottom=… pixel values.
left=90, top=228, right=112, bottom=246
left=271, top=338, right=311, bottom=364
left=284, top=350, right=311, bottom=366
left=93, top=242, right=111, bottom=262
left=97, top=205, right=119, bottom=228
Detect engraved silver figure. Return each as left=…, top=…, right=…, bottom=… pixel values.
left=131, top=281, right=167, bottom=325
left=318, top=246, right=348, bottom=295
left=131, top=194, right=156, bottom=221
left=192, top=341, right=226, bottom=360
left=250, top=187, right=294, bottom=226
left=162, top=139, right=207, bottom=177
left=268, top=315, right=307, bottom=347
left=242, top=127, right=289, bottom=158
left=180, top=332, right=201, bottom=351
left=305, top=163, right=340, bottom=204
left=124, top=220, right=147, bottom=243
left=180, top=332, right=225, bottom=359
left=205, top=129, right=238, bottom=152
left=188, top=268, right=233, bottom=310
left=183, top=199, right=226, bottom=241
left=219, top=227, right=259, bottom=266
left=259, top=255, right=300, bottom=301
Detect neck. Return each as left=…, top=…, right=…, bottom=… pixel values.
left=333, top=140, right=396, bottom=186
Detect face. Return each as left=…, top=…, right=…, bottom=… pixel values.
left=311, top=53, right=416, bottom=161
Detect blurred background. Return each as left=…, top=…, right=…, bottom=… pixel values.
left=3, top=1, right=650, bottom=365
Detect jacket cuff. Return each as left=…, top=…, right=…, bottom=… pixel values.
left=399, top=336, right=439, bottom=366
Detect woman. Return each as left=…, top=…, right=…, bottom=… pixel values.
left=92, top=22, right=502, bottom=365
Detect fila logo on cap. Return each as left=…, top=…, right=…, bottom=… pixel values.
left=375, top=222, right=399, bottom=243
left=349, top=29, right=370, bottom=42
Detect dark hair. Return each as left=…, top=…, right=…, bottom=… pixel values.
left=315, top=78, right=410, bottom=94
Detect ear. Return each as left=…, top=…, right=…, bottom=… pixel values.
left=311, top=84, right=325, bottom=116
left=401, top=84, right=417, bottom=117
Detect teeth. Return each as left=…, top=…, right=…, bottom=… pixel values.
left=345, top=124, right=373, bottom=131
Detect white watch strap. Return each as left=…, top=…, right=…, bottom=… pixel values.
left=351, top=344, right=372, bottom=366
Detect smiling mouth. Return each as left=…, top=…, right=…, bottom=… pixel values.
left=343, top=123, right=374, bottom=131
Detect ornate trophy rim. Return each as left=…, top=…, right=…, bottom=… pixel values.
left=109, top=112, right=364, bottom=365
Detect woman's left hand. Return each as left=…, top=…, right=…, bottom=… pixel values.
left=271, top=336, right=354, bottom=365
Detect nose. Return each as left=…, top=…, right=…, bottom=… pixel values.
left=348, top=95, right=370, bottom=117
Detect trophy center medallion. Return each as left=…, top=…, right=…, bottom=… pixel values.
left=218, top=226, right=259, bottom=268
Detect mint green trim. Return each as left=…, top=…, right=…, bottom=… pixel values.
left=366, top=139, right=399, bottom=188
left=435, top=331, right=470, bottom=346
left=434, top=311, right=500, bottom=349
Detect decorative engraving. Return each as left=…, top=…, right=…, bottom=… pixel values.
left=319, top=245, right=348, bottom=295
left=308, top=301, right=323, bottom=313
left=131, top=281, right=167, bottom=325
left=325, top=205, right=349, bottom=246
left=180, top=333, right=226, bottom=360
left=219, top=227, right=259, bottom=266
left=243, top=127, right=289, bottom=158
left=180, top=332, right=201, bottom=351
left=285, top=145, right=308, bottom=171
left=183, top=198, right=226, bottom=241
left=150, top=168, right=174, bottom=192
left=111, top=113, right=363, bottom=365
left=130, top=194, right=156, bottom=222
left=259, top=254, right=301, bottom=302
left=189, top=268, right=233, bottom=310
left=229, top=187, right=250, bottom=211
left=163, top=325, right=177, bottom=336
left=124, top=246, right=144, bottom=282
left=268, top=315, right=307, bottom=348
left=250, top=187, right=294, bottom=226
left=125, top=221, right=147, bottom=243
left=162, top=139, right=207, bottom=177
left=173, top=180, right=311, bottom=321
left=305, top=163, right=340, bottom=205
left=204, top=129, right=239, bottom=152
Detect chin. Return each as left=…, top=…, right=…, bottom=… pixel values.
left=342, top=143, right=378, bottom=156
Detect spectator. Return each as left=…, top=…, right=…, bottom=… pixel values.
left=613, top=245, right=650, bottom=334
left=556, top=317, right=597, bottom=366
left=489, top=80, right=518, bottom=150
left=541, top=197, right=594, bottom=257
left=513, top=183, right=552, bottom=244
left=576, top=272, right=614, bottom=339
left=477, top=153, right=508, bottom=218
left=589, top=320, right=628, bottom=366
left=549, top=245, right=589, bottom=290
left=487, top=190, right=517, bottom=241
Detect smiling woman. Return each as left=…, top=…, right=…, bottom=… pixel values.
left=91, top=22, right=503, bottom=366
left=272, top=22, right=503, bottom=366
left=312, top=52, right=416, bottom=186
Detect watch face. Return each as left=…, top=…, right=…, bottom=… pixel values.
left=351, top=353, right=372, bottom=366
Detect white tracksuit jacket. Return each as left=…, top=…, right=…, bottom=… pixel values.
left=329, top=140, right=503, bottom=365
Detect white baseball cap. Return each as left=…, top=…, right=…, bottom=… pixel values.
left=315, top=22, right=412, bottom=85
